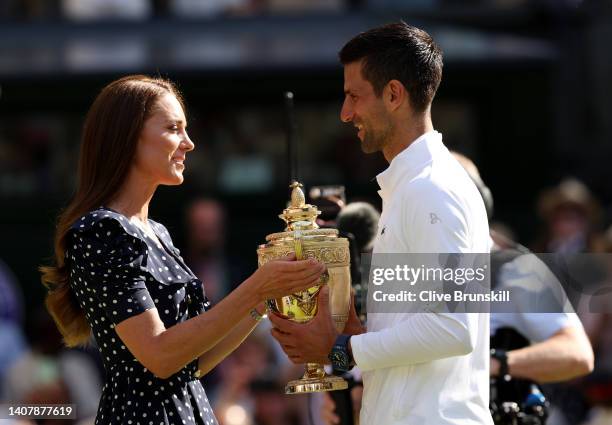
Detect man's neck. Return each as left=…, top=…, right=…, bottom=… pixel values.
left=382, top=115, right=433, bottom=163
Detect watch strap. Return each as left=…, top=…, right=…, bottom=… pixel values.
left=491, top=348, right=509, bottom=380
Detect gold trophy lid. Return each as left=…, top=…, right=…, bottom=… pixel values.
left=280, top=181, right=320, bottom=231
left=264, top=181, right=338, bottom=244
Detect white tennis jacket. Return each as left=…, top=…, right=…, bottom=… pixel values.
left=350, top=131, right=494, bottom=425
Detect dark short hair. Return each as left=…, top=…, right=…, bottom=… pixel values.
left=339, top=21, right=443, bottom=112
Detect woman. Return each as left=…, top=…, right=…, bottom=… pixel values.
left=40, top=75, right=325, bottom=425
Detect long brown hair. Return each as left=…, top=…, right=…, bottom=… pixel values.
left=40, top=75, right=185, bottom=347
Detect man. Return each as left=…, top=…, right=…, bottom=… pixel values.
left=316, top=155, right=595, bottom=425
left=269, top=22, right=493, bottom=424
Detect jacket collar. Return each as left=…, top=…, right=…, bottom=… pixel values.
left=376, top=130, right=443, bottom=200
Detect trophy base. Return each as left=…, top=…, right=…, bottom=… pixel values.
left=285, top=375, right=348, bottom=394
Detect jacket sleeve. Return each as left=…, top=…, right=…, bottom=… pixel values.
left=351, top=183, right=482, bottom=371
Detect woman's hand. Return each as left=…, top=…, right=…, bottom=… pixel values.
left=249, top=254, right=326, bottom=301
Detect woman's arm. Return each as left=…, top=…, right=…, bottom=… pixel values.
left=115, top=259, right=324, bottom=379
left=196, top=303, right=266, bottom=376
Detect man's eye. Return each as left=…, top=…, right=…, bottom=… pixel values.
left=169, top=125, right=179, bottom=131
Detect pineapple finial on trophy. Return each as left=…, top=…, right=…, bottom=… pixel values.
left=279, top=181, right=320, bottom=232
left=290, top=181, right=305, bottom=208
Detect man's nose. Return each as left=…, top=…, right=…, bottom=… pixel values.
left=340, top=99, right=353, bottom=123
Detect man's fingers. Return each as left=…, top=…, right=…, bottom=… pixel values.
left=270, top=328, right=295, bottom=346
left=288, top=355, right=302, bottom=364
left=321, top=392, right=339, bottom=425
left=270, top=324, right=302, bottom=351
left=268, top=312, right=295, bottom=331
left=351, top=385, right=363, bottom=414
left=316, top=285, right=331, bottom=314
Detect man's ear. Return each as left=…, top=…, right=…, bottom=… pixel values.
left=384, top=80, right=407, bottom=112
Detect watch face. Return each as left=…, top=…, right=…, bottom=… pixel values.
left=330, top=350, right=350, bottom=371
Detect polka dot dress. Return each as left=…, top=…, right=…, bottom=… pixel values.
left=66, top=207, right=218, bottom=425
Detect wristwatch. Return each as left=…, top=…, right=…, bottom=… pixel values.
left=329, top=334, right=353, bottom=374
left=491, top=348, right=509, bottom=380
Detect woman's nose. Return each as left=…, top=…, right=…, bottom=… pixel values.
left=182, top=132, right=195, bottom=151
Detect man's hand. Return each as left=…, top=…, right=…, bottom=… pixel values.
left=490, top=357, right=500, bottom=377
left=269, top=285, right=338, bottom=364
left=320, top=386, right=364, bottom=425
left=320, top=392, right=340, bottom=425
left=343, top=288, right=366, bottom=336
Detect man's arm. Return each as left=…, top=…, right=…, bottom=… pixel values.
left=350, top=312, right=474, bottom=371
left=351, top=183, right=484, bottom=371
left=491, top=325, right=594, bottom=383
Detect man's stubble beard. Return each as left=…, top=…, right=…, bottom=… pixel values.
left=360, top=115, right=394, bottom=154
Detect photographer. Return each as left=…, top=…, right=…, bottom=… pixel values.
left=458, top=153, right=594, bottom=425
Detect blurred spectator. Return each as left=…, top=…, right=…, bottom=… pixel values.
left=185, top=198, right=248, bottom=303
left=250, top=378, right=301, bottom=425
left=2, top=309, right=102, bottom=423
left=170, top=0, right=260, bottom=18
left=534, top=178, right=605, bottom=254
left=0, top=0, right=60, bottom=20
left=207, top=319, right=308, bottom=425
left=490, top=221, right=518, bottom=250
left=0, top=259, right=26, bottom=399
left=0, top=259, right=24, bottom=324
left=265, top=0, right=344, bottom=13
left=576, top=229, right=612, bottom=425
left=62, top=0, right=151, bottom=21
left=579, top=310, right=612, bottom=425
left=214, top=331, right=284, bottom=425
left=365, top=0, right=438, bottom=9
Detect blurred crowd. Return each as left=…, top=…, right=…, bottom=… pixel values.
left=0, top=0, right=587, bottom=21
left=0, top=3, right=611, bottom=424
left=2, top=173, right=612, bottom=425
left=0, top=104, right=387, bottom=198
left=0, top=0, right=358, bottom=21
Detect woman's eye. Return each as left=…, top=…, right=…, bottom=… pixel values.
left=169, top=125, right=179, bottom=131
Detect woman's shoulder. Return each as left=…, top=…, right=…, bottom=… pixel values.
left=66, top=208, right=148, bottom=266
left=68, top=207, right=142, bottom=245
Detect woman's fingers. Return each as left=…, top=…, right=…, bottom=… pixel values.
left=290, top=263, right=325, bottom=283
left=287, top=273, right=325, bottom=294
left=284, top=258, right=323, bottom=274
left=259, top=257, right=326, bottom=298
left=282, top=252, right=297, bottom=261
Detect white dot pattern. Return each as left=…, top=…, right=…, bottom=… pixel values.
left=67, top=207, right=216, bottom=425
